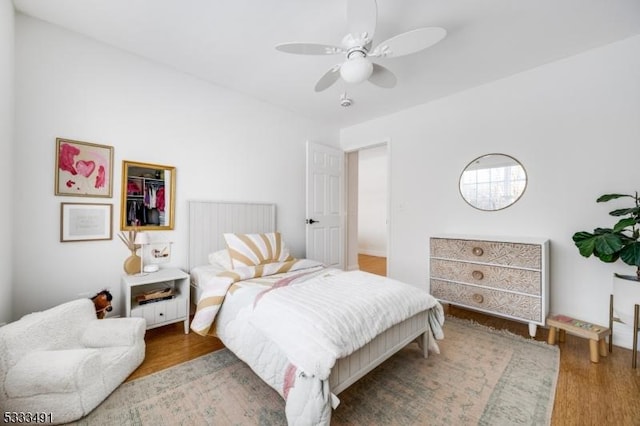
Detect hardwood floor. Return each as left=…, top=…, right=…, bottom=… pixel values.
left=128, top=255, right=640, bottom=424
left=358, top=253, right=386, bottom=276
left=125, top=322, right=223, bottom=382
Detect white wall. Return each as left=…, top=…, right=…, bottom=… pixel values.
left=12, top=15, right=338, bottom=319
left=0, top=0, right=14, bottom=324
left=357, top=145, right=387, bottom=257
left=341, top=35, right=640, bottom=347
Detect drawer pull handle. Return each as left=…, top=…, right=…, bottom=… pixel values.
left=472, top=270, right=484, bottom=280
left=472, top=247, right=484, bottom=256
left=472, top=293, right=484, bottom=304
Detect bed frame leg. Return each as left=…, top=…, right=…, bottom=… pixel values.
left=422, top=332, right=429, bottom=359
left=415, top=332, right=429, bottom=359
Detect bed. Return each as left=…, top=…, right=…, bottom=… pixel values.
left=188, top=200, right=444, bottom=425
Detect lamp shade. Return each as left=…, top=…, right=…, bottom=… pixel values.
left=134, top=232, right=149, bottom=245
left=340, top=57, right=373, bottom=84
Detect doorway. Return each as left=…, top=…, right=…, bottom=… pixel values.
left=346, top=143, right=389, bottom=276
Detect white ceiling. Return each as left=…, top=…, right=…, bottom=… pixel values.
left=12, top=0, right=640, bottom=128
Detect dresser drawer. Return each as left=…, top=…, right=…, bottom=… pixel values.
left=430, top=238, right=542, bottom=269
left=431, top=279, right=542, bottom=322
left=430, top=258, right=541, bottom=295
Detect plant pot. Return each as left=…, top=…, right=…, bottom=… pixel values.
left=613, top=273, right=640, bottom=326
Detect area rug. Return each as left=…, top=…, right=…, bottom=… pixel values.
left=70, top=317, right=559, bottom=425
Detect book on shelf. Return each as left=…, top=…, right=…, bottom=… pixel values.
left=138, top=295, right=174, bottom=305
left=135, top=287, right=175, bottom=303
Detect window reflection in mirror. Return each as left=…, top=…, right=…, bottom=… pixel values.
left=120, top=161, right=175, bottom=230
left=459, top=154, right=527, bottom=211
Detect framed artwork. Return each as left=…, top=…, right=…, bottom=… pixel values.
left=60, top=203, right=113, bottom=242
left=148, top=242, right=172, bottom=264
left=55, top=138, right=114, bottom=197
left=120, top=160, right=176, bottom=230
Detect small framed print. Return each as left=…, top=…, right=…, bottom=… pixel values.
left=55, top=138, right=114, bottom=197
left=148, top=242, right=172, bottom=264
left=60, top=203, right=113, bottom=242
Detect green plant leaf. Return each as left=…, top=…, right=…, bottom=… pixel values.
left=597, top=193, right=633, bottom=203
left=572, top=232, right=624, bottom=257
left=593, top=233, right=624, bottom=255
left=572, top=232, right=596, bottom=257
left=609, top=207, right=640, bottom=217
left=572, top=231, right=593, bottom=242
left=593, top=227, right=614, bottom=235
left=597, top=252, right=619, bottom=263
left=613, top=217, right=637, bottom=233
left=620, top=242, right=640, bottom=268
left=574, top=192, right=640, bottom=271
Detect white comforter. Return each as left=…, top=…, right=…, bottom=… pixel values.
left=250, top=269, right=435, bottom=379
left=194, top=262, right=444, bottom=425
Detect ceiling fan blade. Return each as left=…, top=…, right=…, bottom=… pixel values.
left=368, top=63, right=397, bottom=88
left=370, top=27, right=446, bottom=58
left=314, top=65, right=342, bottom=92
left=347, top=0, right=377, bottom=43
left=276, top=42, right=344, bottom=55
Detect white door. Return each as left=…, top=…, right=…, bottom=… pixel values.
left=305, top=141, right=345, bottom=269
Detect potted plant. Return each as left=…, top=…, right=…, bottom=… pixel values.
left=573, top=192, right=640, bottom=280
left=573, top=192, right=640, bottom=329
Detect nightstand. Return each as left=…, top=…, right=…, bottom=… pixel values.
left=121, top=268, right=190, bottom=334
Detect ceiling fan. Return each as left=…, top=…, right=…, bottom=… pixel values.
left=275, top=0, right=446, bottom=92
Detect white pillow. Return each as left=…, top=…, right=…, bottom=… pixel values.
left=207, top=249, right=233, bottom=270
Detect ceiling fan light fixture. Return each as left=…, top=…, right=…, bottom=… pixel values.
left=339, top=56, right=373, bottom=84
left=276, top=0, right=446, bottom=92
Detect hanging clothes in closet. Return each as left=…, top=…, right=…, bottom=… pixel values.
left=144, top=182, right=163, bottom=225
left=127, top=200, right=145, bottom=226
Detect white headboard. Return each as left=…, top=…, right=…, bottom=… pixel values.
left=188, top=200, right=277, bottom=271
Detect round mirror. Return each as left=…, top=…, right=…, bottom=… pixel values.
left=459, top=153, right=527, bottom=211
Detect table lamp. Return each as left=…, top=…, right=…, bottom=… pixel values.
left=134, top=232, right=149, bottom=276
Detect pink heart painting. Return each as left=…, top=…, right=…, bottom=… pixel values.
left=76, top=160, right=96, bottom=178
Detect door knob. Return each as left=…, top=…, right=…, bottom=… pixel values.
left=305, top=218, right=319, bottom=224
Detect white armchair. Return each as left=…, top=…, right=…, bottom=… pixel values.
left=0, top=299, right=146, bottom=424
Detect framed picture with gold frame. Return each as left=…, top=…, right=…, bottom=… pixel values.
left=55, top=138, right=114, bottom=197
left=120, top=160, right=176, bottom=231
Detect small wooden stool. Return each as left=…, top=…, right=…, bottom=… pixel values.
left=547, top=314, right=611, bottom=363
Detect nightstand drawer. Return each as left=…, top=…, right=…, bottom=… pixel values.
left=430, top=258, right=541, bottom=295
left=430, top=238, right=542, bottom=269
left=431, top=279, right=542, bottom=322
left=131, top=298, right=187, bottom=326
left=156, top=299, right=177, bottom=323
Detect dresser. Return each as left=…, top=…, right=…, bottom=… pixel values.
left=430, top=235, right=549, bottom=337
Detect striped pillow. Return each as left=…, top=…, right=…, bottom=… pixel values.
left=223, top=232, right=293, bottom=268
